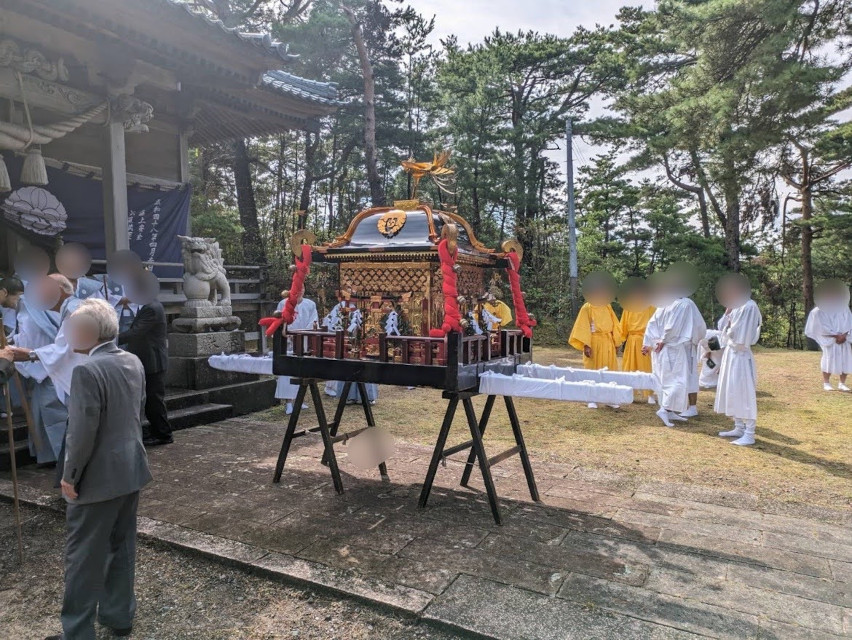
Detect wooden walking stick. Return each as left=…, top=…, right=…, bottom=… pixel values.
left=3, top=384, right=24, bottom=562
left=1, top=330, right=24, bottom=562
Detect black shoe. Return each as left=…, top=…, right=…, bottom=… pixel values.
left=109, top=626, right=133, bottom=637
left=143, top=436, right=174, bottom=447
left=45, top=635, right=63, bottom=640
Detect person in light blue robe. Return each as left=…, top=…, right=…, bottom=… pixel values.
left=14, top=276, right=83, bottom=464
left=333, top=380, right=379, bottom=404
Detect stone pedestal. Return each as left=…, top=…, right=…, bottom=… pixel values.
left=167, top=329, right=252, bottom=390
left=168, top=331, right=245, bottom=358
left=171, top=304, right=241, bottom=333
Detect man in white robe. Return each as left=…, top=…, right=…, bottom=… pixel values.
left=804, top=281, right=852, bottom=392
left=714, top=274, right=762, bottom=446
left=647, top=272, right=706, bottom=425
left=275, top=291, right=319, bottom=414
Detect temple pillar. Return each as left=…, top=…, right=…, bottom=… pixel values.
left=102, top=117, right=129, bottom=255
left=179, top=127, right=192, bottom=235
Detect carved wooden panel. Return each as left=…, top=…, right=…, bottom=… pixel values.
left=339, top=262, right=431, bottom=297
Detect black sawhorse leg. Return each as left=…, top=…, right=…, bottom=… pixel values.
left=273, top=379, right=389, bottom=493
left=418, top=392, right=539, bottom=525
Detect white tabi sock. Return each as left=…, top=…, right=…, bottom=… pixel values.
left=838, top=383, right=851, bottom=392
left=656, top=407, right=674, bottom=427
left=587, top=402, right=598, bottom=409
left=668, top=411, right=688, bottom=422
left=719, top=420, right=744, bottom=438
left=680, top=405, right=698, bottom=418
left=823, top=382, right=834, bottom=391
left=731, top=420, right=756, bottom=446
left=285, top=402, right=294, bottom=415
left=647, top=396, right=657, bottom=405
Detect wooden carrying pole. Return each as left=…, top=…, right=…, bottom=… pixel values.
left=1, top=330, right=24, bottom=562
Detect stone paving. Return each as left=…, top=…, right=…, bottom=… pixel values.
left=2, top=412, right=851, bottom=640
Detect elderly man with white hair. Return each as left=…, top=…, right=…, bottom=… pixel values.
left=44, top=298, right=151, bottom=640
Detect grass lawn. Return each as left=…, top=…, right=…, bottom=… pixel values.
left=259, top=347, right=852, bottom=512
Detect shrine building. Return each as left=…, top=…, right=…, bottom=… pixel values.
left=0, top=0, right=338, bottom=271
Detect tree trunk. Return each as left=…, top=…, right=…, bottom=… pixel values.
left=471, top=163, right=481, bottom=233
left=512, top=138, right=533, bottom=258
left=342, top=4, right=385, bottom=207
left=232, top=138, right=266, bottom=265
left=298, top=131, right=318, bottom=213
left=723, top=193, right=740, bottom=271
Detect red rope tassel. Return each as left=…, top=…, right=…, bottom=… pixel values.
left=429, top=238, right=462, bottom=337
left=258, top=244, right=312, bottom=337
left=505, top=251, right=536, bottom=338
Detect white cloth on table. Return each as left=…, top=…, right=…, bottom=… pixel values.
left=804, top=306, right=852, bottom=375
left=516, top=363, right=658, bottom=392
left=714, top=299, right=762, bottom=421
left=478, top=371, right=634, bottom=405
left=208, top=353, right=274, bottom=375
left=275, top=298, right=319, bottom=400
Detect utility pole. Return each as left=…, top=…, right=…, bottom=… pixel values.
left=566, top=118, right=579, bottom=320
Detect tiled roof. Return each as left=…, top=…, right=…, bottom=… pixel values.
left=161, top=2, right=339, bottom=106
left=262, top=70, right=340, bottom=106
left=162, top=0, right=299, bottom=63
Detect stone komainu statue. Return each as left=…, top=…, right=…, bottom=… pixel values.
left=178, top=235, right=231, bottom=307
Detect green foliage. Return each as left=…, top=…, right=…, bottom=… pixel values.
left=190, top=199, right=244, bottom=265
left=188, top=0, right=852, bottom=348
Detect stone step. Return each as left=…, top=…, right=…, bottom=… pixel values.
left=164, top=379, right=277, bottom=415
left=0, top=439, right=35, bottom=472
left=143, top=403, right=233, bottom=432
left=164, top=387, right=210, bottom=411
left=0, top=414, right=32, bottom=444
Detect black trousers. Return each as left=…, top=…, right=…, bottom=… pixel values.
left=62, top=492, right=139, bottom=640
left=144, top=371, right=172, bottom=440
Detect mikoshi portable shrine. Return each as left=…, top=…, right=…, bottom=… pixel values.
left=264, top=199, right=540, bottom=525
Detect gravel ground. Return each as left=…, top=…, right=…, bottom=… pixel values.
left=0, top=502, right=458, bottom=640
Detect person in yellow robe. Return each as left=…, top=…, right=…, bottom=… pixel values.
left=568, top=273, right=623, bottom=408
left=618, top=278, right=655, bottom=403
left=477, top=292, right=513, bottom=330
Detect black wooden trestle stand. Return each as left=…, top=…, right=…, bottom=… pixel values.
left=272, top=379, right=540, bottom=525
left=273, top=378, right=389, bottom=493
left=418, top=391, right=540, bottom=525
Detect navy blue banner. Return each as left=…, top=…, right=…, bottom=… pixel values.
left=0, top=152, right=190, bottom=271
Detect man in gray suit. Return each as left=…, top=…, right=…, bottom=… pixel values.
left=46, top=298, right=152, bottom=640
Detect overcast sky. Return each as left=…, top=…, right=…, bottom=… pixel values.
left=420, top=0, right=849, bottom=191
left=422, top=0, right=652, bottom=172
left=425, top=0, right=639, bottom=45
